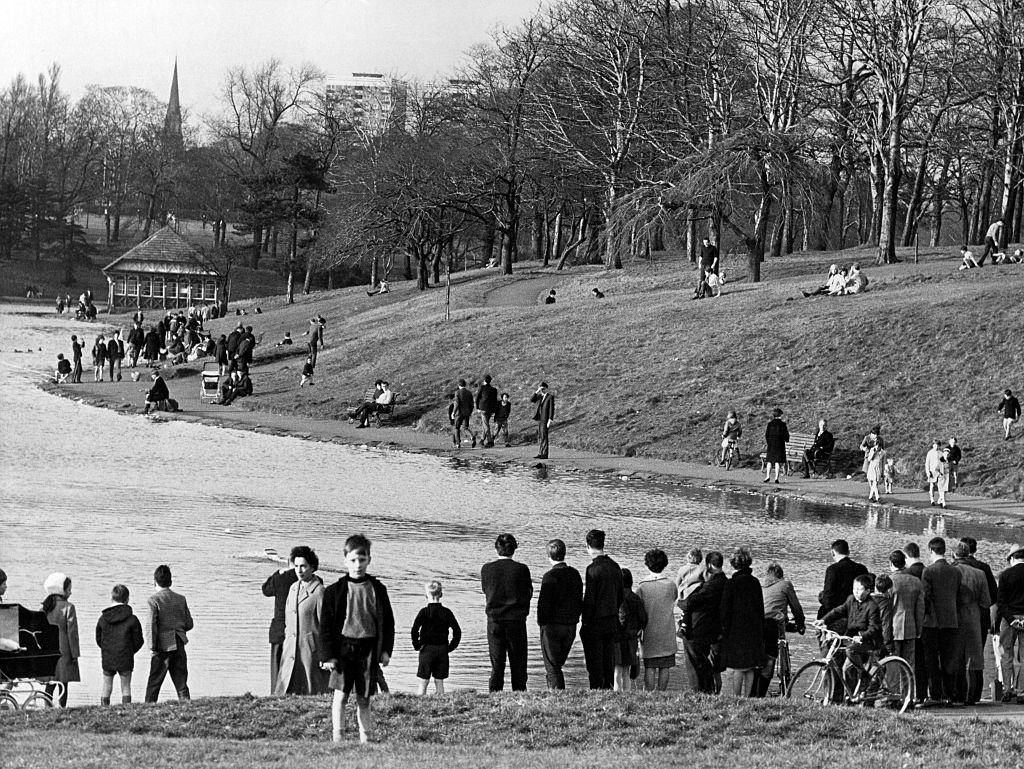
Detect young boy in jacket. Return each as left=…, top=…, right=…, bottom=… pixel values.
left=411, top=580, right=461, bottom=696
left=320, top=534, right=395, bottom=744
left=95, top=584, right=145, bottom=704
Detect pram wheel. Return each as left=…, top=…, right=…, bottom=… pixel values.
left=21, top=691, right=52, bottom=709
left=0, top=691, right=18, bottom=710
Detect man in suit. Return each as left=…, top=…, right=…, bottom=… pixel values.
left=262, top=557, right=298, bottom=690
left=801, top=419, right=835, bottom=478
left=888, top=550, right=925, bottom=696
left=952, top=541, right=992, bottom=705
left=530, top=381, right=555, bottom=460
left=817, top=539, right=868, bottom=631
left=536, top=538, right=583, bottom=690
left=903, top=542, right=925, bottom=578
left=996, top=544, right=1024, bottom=703
left=480, top=533, right=533, bottom=691
left=680, top=551, right=726, bottom=693
left=920, top=537, right=961, bottom=706
left=475, top=374, right=500, bottom=448
left=145, top=564, right=194, bottom=702
left=580, top=529, right=621, bottom=689
left=452, top=379, right=477, bottom=448
left=70, top=335, right=83, bottom=383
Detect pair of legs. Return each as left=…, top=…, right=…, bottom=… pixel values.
left=44, top=681, right=68, bottom=707
left=867, top=475, right=880, bottom=501
left=479, top=412, right=494, bottom=446
left=724, top=667, right=756, bottom=697
left=487, top=620, right=528, bottom=691
left=1005, top=417, right=1017, bottom=441
left=998, top=618, right=1024, bottom=699
left=581, top=621, right=617, bottom=689
left=93, top=364, right=104, bottom=381
left=540, top=623, right=575, bottom=690
left=764, top=461, right=782, bottom=483
left=684, top=638, right=719, bottom=693
left=921, top=627, right=958, bottom=702
left=71, top=361, right=82, bottom=383
left=644, top=664, right=672, bottom=691
left=332, top=690, right=373, bottom=743
left=536, top=422, right=549, bottom=459
left=493, top=420, right=510, bottom=446
left=416, top=677, right=445, bottom=695
left=300, top=374, right=314, bottom=386
left=100, top=671, right=132, bottom=704
left=145, top=641, right=190, bottom=702
left=453, top=415, right=476, bottom=447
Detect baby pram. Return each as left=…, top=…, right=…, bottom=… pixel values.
left=0, top=603, right=63, bottom=709
left=200, top=361, right=221, bottom=401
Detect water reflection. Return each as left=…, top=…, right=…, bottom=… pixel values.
left=1, top=304, right=1022, bottom=706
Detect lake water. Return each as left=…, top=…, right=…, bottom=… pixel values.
left=1, top=303, right=1021, bottom=705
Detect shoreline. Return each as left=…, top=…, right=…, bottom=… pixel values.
left=36, top=369, right=1024, bottom=527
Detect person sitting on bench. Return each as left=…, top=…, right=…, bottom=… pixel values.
left=801, top=418, right=835, bottom=478
left=354, top=381, right=395, bottom=427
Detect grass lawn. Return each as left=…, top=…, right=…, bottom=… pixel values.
left=2, top=691, right=1022, bottom=768
left=199, top=244, right=1023, bottom=501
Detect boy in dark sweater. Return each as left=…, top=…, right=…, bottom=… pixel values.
left=411, top=580, right=462, bottom=695
left=95, top=584, right=144, bottom=705
left=494, top=393, right=513, bottom=447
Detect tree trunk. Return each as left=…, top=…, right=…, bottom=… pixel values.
left=104, top=210, right=111, bottom=247
left=929, top=158, right=950, bottom=247
left=302, top=261, right=314, bottom=294
left=286, top=187, right=298, bottom=304
left=868, top=153, right=884, bottom=246
left=552, top=208, right=564, bottom=263
left=416, top=248, right=430, bottom=291
left=556, top=211, right=588, bottom=270
left=876, top=120, right=903, bottom=265
left=533, top=207, right=544, bottom=264
left=686, top=206, right=698, bottom=263
left=901, top=148, right=930, bottom=247
left=974, top=101, right=1002, bottom=242
left=251, top=226, right=262, bottom=269
left=501, top=220, right=516, bottom=275
left=404, top=249, right=413, bottom=280
left=482, top=218, right=495, bottom=266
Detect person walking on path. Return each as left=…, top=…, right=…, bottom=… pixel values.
left=979, top=220, right=1003, bottom=265
left=536, top=538, right=583, bottom=690
left=679, top=551, right=726, bottom=694
left=998, top=389, right=1021, bottom=441
left=411, top=580, right=461, bottom=696
left=494, top=393, right=512, bottom=448
left=452, top=379, right=477, bottom=448
left=996, top=544, right=1024, bottom=703
left=480, top=533, right=533, bottom=692
left=530, top=381, right=556, bottom=460
left=920, top=538, right=961, bottom=707
left=42, top=572, right=79, bottom=707
left=92, top=334, right=107, bottom=382
left=275, top=546, right=329, bottom=696
left=106, top=330, right=124, bottom=382
left=70, top=335, right=83, bottom=383
left=262, top=553, right=298, bottom=691
left=719, top=547, right=765, bottom=697
left=95, top=583, right=144, bottom=705
left=581, top=529, right=622, bottom=690
left=475, top=374, right=500, bottom=447
left=635, top=548, right=678, bottom=691
left=763, top=408, right=789, bottom=483
left=145, top=564, right=194, bottom=703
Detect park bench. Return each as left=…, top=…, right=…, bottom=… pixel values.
left=759, top=432, right=833, bottom=476
left=346, top=390, right=400, bottom=427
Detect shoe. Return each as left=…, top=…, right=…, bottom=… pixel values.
left=930, top=501, right=936, bottom=506
left=916, top=698, right=942, bottom=709
left=763, top=478, right=770, bottom=483
left=504, top=443, right=511, bottom=448
left=534, top=454, right=548, bottom=459
left=1000, top=690, right=1015, bottom=703
left=355, top=424, right=366, bottom=429
left=774, top=479, right=780, bottom=484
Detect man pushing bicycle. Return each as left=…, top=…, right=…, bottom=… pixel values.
left=815, top=574, right=881, bottom=689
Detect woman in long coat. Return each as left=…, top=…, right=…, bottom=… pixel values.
left=952, top=542, right=991, bottom=705
left=720, top=548, right=765, bottom=697
left=274, top=546, right=329, bottom=695
left=143, top=328, right=162, bottom=365
left=763, top=409, right=790, bottom=483
left=43, top=572, right=80, bottom=707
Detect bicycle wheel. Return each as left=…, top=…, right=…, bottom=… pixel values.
left=725, top=446, right=734, bottom=471
left=868, top=656, right=915, bottom=713
left=0, top=691, right=19, bottom=710
left=776, top=641, right=793, bottom=696
left=788, top=660, right=835, bottom=705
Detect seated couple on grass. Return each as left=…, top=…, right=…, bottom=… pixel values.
left=219, top=370, right=253, bottom=406
left=802, top=263, right=868, bottom=297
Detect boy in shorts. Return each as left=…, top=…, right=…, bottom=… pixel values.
left=411, top=580, right=462, bottom=695
left=320, top=534, right=395, bottom=744
left=95, top=584, right=145, bottom=704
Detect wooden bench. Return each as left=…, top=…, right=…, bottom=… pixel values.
left=759, top=432, right=833, bottom=476
left=346, top=391, right=400, bottom=427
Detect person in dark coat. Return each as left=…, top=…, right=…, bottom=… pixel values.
left=920, top=537, right=962, bottom=706
left=536, top=538, right=583, bottom=690
left=720, top=547, right=765, bottom=696
left=763, top=408, right=789, bottom=483
left=480, top=533, right=533, bottom=692
left=214, top=334, right=228, bottom=375
left=452, top=379, right=477, bottom=448
left=106, top=330, right=124, bottom=382
left=95, top=583, right=145, bottom=705
left=126, top=323, right=144, bottom=367
left=817, top=539, right=869, bottom=631
left=475, top=374, right=500, bottom=447
left=144, top=372, right=170, bottom=413
left=530, top=381, right=556, bottom=460
left=262, top=558, right=299, bottom=690
left=581, top=528, right=622, bottom=690
left=226, top=325, right=242, bottom=361
left=143, top=328, right=161, bottom=365
left=680, top=550, right=726, bottom=693
left=70, top=335, right=83, bottom=383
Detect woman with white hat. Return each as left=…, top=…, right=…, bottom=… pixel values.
left=42, top=572, right=80, bottom=707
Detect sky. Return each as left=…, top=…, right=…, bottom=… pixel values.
left=2, top=0, right=543, bottom=119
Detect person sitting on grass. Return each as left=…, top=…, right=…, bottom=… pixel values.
left=545, top=289, right=557, bottom=304
left=995, top=248, right=1023, bottom=264
left=803, top=264, right=840, bottom=297
left=959, top=246, right=980, bottom=270
left=844, top=263, right=869, bottom=294
left=54, top=354, right=72, bottom=384
left=366, top=279, right=390, bottom=297
left=275, top=332, right=293, bottom=346
left=827, top=268, right=848, bottom=295
left=143, top=371, right=170, bottom=414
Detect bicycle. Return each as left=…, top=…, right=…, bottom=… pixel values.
left=720, top=439, right=740, bottom=470
left=787, top=626, right=915, bottom=713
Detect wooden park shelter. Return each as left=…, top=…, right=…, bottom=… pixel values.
left=102, top=227, right=219, bottom=311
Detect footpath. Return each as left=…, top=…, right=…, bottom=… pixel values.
left=41, top=362, right=1024, bottom=527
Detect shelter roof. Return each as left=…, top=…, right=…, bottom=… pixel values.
left=102, top=227, right=217, bottom=277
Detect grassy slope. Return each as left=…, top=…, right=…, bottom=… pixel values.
left=210, top=246, right=1024, bottom=501
left=2, top=692, right=1022, bottom=768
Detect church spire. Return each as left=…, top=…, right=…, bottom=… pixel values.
left=163, top=59, right=183, bottom=153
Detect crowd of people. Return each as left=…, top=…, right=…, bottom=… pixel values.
left=444, top=375, right=523, bottom=453
left=4, top=527, right=1024, bottom=745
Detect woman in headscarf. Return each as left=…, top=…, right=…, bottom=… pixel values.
left=275, top=546, right=329, bottom=695
left=42, top=572, right=80, bottom=707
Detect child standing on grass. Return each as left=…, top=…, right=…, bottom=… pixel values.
left=410, top=580, right=461, bottom=696
left=95, top=584, right=144, bottom=705
left=493, top=393, right=512, bottom=447
left=320, top=534, right=394, bottom=745
left=300, top=356, right=315, bottom=387
left=613, top=568, right=647, bottom=692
